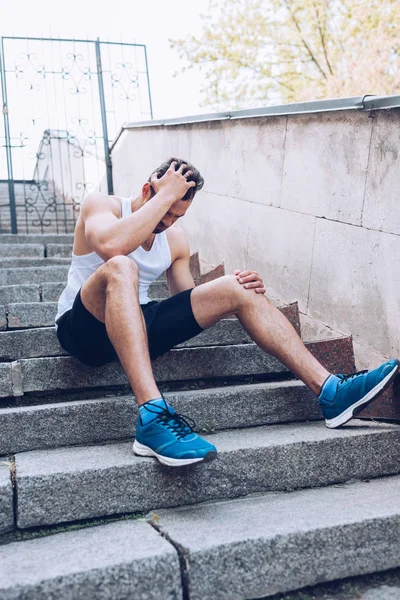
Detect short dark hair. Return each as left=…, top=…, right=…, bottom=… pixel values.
left=149, top=157, right=204, bottom=201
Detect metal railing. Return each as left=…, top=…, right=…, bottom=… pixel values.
left=0, top=35, right=153, bottom=233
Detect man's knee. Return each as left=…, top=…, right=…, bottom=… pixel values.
left=219, top=274, right=267, bottom=307
left=214, top=274, right=248, bottom=306
left=103, top=255, right=139, bottom=282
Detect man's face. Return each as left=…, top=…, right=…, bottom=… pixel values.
left=152, top=197, right=192, bottom=234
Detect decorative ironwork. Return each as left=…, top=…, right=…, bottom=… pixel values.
left=0, top=36, right=153, bottom=233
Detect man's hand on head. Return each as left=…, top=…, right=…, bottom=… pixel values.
left=150, top=161, right=195, bottom=204
left=234, top=269, right=266, bottom=294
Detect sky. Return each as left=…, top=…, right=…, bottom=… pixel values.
left=0, top=0, right=212, bottom=120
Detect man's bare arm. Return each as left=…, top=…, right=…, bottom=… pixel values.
left=166, top=227, right=195, bottom=295
left=82, top=162, right=194, bottom=261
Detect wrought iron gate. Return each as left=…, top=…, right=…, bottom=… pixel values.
left=0, top=36, right=153, bottom=233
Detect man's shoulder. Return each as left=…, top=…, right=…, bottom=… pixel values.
left=81, top=192, right=121, bottom=220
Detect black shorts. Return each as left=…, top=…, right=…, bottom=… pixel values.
left=56, top=288, right=204, bottom=367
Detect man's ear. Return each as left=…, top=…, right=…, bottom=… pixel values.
left=142, top=182, right=153, bottom=202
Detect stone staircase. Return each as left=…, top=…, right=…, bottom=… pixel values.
left=0, top=234, right=399, bottom=599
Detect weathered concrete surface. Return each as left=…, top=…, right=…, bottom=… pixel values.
left=363, top=110, right=400, bottom=237
left=46, top=243, right=73, bottom=258
left=362, top=586, right=400, bottom=600
left=308, top=218, right=400, bottom=366
left=0, top=266, right=70, bottom=285
left=0, top=233, right=74, bottom=244
left=153, top=475, right=400, bottom=600
left=0, top=305, right=6, bottom=330
left=0, top=381, right=320, bottom=454
left=0, top=520, right=182, bottom=600
left=0, top=257, right=71, bottom=269
left=0, top=284, right=40, bottom=304
left=16, top=337, right=355, bottom=395
left=0, top=243, right=44, bottom=258
left=15, top=421, right=400, bottom=528
left=6, top=302, right=56, bottom=329
left=182, top=192, right=251, bottom=274
left=0, top=458, right=14, bottom=535
left=280, top=111, right=371, bottom=225
left=112, top=109, right=400, bottom=367
left=0, top=328, right=61, bottom=360
left=18, top=345, right=288, bottom=393
left=0, top=363, right=13, bottom=397
left=40, top=281, right=65, bottom=302
left=246, top=203, right=315, bottom=313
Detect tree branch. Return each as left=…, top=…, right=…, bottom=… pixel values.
left=283, top=0, right=328, bottom=79
left=313, top=1, right=334, bottom=75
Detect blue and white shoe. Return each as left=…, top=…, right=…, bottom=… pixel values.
left=319, top=358, right=399, bottom=428
left=133, top=397, right=217, bottom=467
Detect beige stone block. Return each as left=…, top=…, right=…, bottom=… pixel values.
left=181, top=192, right=251, bottom=274
left=308, top=218, right=400, bottom=359
left=246, top=203, right=315, bottom=312
left=194, top=118, right=287, bottom=207
left=362, top=110, right=400, bottom=236
left=281, top=111, right=372, bottom=224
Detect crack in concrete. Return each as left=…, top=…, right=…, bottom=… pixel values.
left=202, top=190, right=400, bottom=239
left=306, top=217, right=317, bottom=314
left=148, top=516, right=191, bottom=600
left=360, top=115, right=376, bottom=227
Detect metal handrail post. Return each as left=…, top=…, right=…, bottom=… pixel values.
left=0, top=37, right=18, bottom=233
left=144, top=45, right=153, bottom=120
left=95, top=38, right=113, bottom=195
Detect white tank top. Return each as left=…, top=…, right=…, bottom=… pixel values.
left=55, top=197, right=172, bottom=326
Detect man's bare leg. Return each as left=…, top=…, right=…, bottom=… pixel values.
left=80, top=255, right=160, bottom=405
left=190, top=275, right=329, bottom=395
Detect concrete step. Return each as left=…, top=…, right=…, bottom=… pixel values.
left=5, top=302, right=57, bottom=329
left=0, top=300, right=298, bottom=337
left=0, top=243, right=45, bottom=258
left=152, top=474, right=400, bottom=599
left=0, top=234, right=74, bottom=244
left=46, top=243, right=73, bottom=258
left=0, top=380, right=320, bottom=454
left=0, top=460, right=13, bottom=535
left=40, top=282, right=67, bottom=302
left=0, top=318, right=253, bottom=358
left=0, top=337, right=355, bottom=398
left=0, top=257, right=71, bottom=268
left=0, top=520, right=181, bottom=599
left=0, top=266, right=70, bottom=285
left=0, top=285, right=41, bottom=304
left=14, top=420, right=400, bottom=528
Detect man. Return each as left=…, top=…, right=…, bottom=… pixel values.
left=55, top=157, right=399, bottom=467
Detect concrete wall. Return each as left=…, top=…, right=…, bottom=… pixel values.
left=111, top=108, right=400, bottom=369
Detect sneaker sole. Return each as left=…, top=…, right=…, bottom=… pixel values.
left=325, top=360, right=400, bottom=429
left=133, top=440, right=218, bottom=467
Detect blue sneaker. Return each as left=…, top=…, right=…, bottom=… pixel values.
left=319, top=359, right=399, bottom=428
left=133, top=397, right=218, bottom=467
